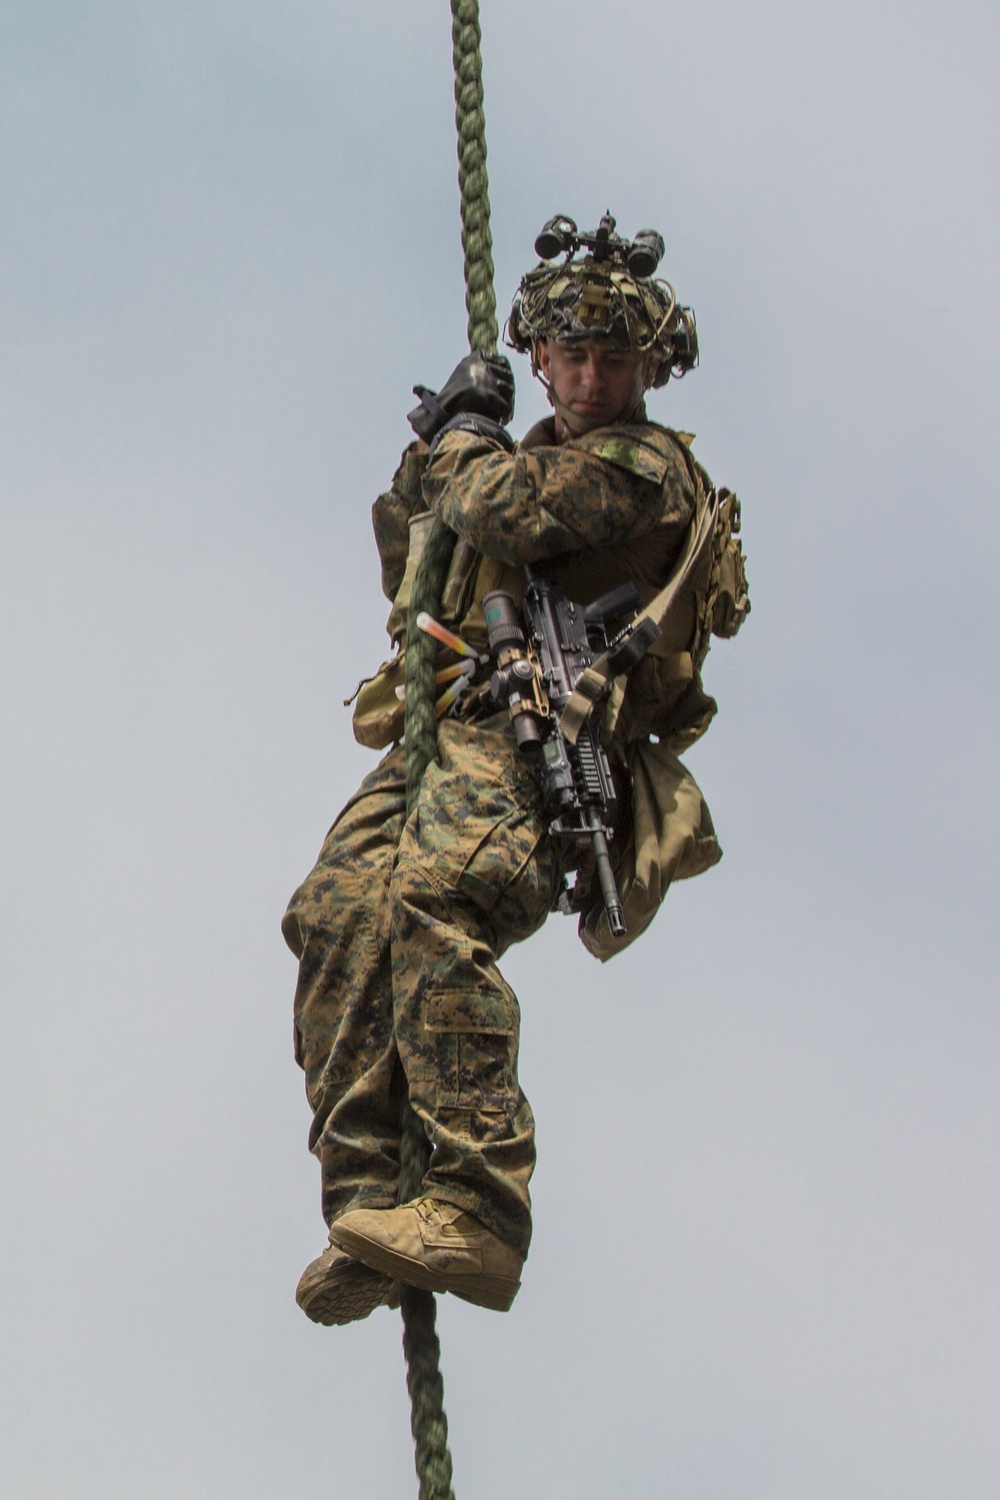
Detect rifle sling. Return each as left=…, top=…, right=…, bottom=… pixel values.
left=558, top=487, right=720, bottom=745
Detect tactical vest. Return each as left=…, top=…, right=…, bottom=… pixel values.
left=351, top=423, right=749, bottom=757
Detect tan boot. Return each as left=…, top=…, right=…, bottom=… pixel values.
left=328, top=1197, right=523, bottom=1312
left=295, top=1245, right=400, bottom=1327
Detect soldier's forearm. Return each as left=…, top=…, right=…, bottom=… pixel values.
left=422, top=431, right=683, bottom=565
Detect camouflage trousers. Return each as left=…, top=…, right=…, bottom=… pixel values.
left=281, top=718, right=561, bottom=1258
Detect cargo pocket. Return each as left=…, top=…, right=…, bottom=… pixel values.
left=417, top=740, right=559, bottom=937
left=423, top=980, right=519, bottom=1111
left=456, top=791, right=556, bottom=933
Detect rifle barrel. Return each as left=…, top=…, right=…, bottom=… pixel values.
left=586, top=812, right=627, bottom=937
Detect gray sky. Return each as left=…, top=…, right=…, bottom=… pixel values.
left=2, top=2, right=998, bottom=1496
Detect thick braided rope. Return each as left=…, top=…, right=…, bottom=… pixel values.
left=397, top=3, right=498, bottom=1496
left=397, top=1023, right=455, bottom=1499
left=402, top=0, right=500, bottom=994
left=402, top=520, right=456, bottom=822
left=400, top=1286, right=454, bottom=1499
left=402, top=0, right=499, bottom=806
left=451, top=0, right=499, bottom=352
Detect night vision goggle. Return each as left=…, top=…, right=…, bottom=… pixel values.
left=506, top=211, right=698, bottom=386
left=533, top=212, right=665, bottom=279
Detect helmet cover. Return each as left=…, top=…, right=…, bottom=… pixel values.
left=505, top=214, right=698, bottom=388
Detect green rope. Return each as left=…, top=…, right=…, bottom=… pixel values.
left=403, top=0, right=499, bottom=821
left=450, top=0, right=499, bottom=352
left=397, top=3, right=499, bottom=1496
left=402, top=520, right=456, bottom=824
left=401, top=1286, right=454, bottom=1500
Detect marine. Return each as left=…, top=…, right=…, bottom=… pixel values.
left=283, top=212, right=749, bottom=1326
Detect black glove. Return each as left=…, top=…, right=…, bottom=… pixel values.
left=408, top=350, right=515, bottom=442
left=426, top=412, right=515, bottom=461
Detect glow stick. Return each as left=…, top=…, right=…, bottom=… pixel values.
left=416, top=611, right=479, bottom=660
left=395, top=660, right=475, bottom=700
left=435, top=679, right=469, bottom=718
left=435, top=660, right=476, bottom=684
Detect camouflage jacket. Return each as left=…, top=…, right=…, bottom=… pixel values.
left=361, top=413, right=741, bottom=756
left=374, top=413, right=694, bottom=598
left=353, top=412, right=750, bottom=958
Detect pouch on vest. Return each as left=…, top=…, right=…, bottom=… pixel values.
left=579, top=738, right=721, bottom=962
left=698, top=488, right=750, bottom=648
left=355, top=507, right=485, bottom=749
left=385, top=512, right=483, bottom=648
left=601, top=477, right=748, bottom=755
left=710, top=489, right=749, bottom=636
left=350, top=653, right=406, bottom=750
left=385, top=511, right=436, bottom=645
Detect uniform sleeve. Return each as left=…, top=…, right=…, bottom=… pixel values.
left=371, top=442, right=430, bottom=601
left=420, top=425, right=696, bottom=565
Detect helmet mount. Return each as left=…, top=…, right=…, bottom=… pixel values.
left=505, top=212, right=698, bottom=389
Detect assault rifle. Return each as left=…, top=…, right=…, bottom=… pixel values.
left=483, top=569, right=661, bottom=937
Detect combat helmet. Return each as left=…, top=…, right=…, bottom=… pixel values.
left=505, top=212, right=698, bottom=389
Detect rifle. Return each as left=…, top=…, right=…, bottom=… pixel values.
left=484, top=569, right=660, bottom=937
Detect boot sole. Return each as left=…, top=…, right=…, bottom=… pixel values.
left=296, top=1257, right=395, bottom=1327
left=329, top=1223, right=520, bottom=1313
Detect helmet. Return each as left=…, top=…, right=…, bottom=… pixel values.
left=505, top=212, right=698, bottom=389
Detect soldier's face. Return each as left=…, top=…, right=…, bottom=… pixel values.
left=538, top=339, right=647, bottom=434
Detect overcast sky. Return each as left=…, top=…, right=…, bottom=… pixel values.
left=2, top=2, right=998, bottom=1497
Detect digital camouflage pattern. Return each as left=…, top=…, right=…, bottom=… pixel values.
left=361, top=417, right=721, bottom=754
left=283, top=717, right=560, bottom=1257
left=420, top=416, right=695, bottom=570
left=372, top=416, right=699, bottom=617
left=293, top=410, right=746, bottom=1256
